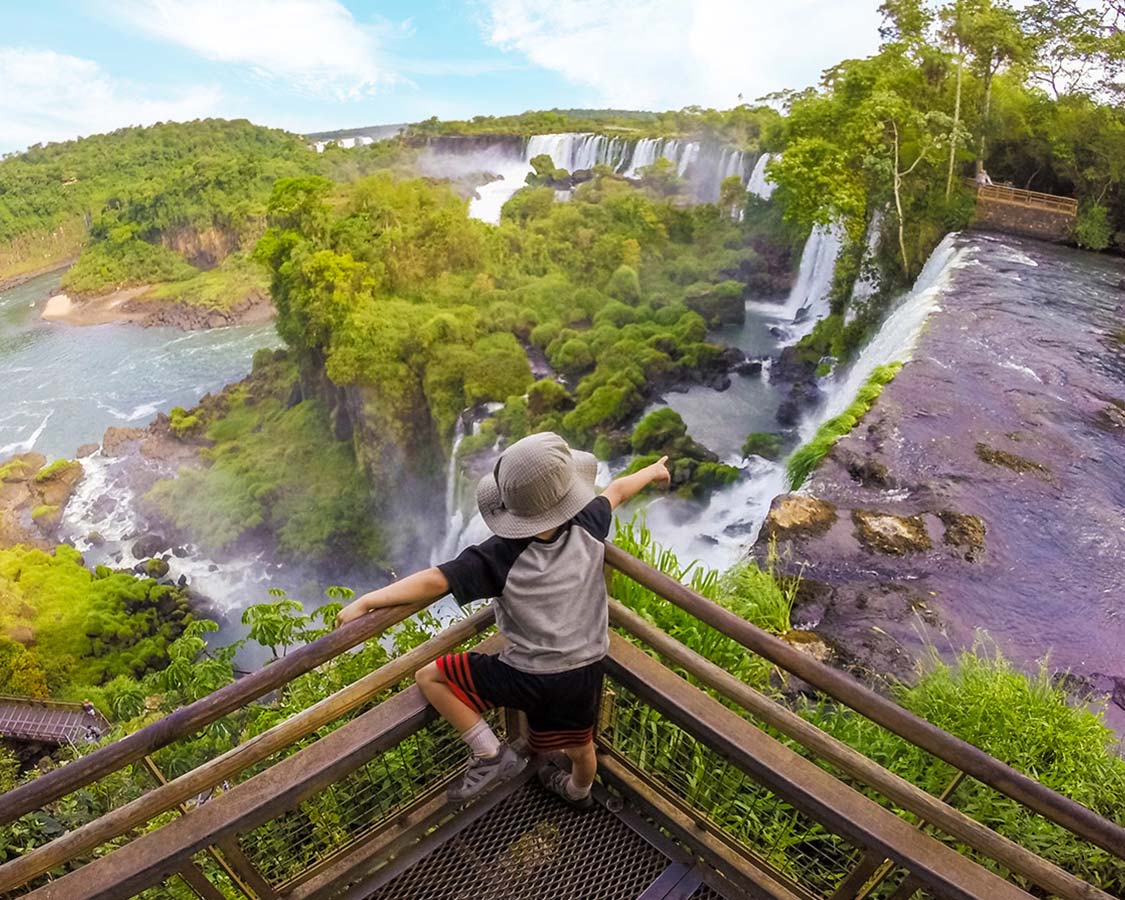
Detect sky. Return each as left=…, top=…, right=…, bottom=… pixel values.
left=0, top=0, right=883, bottom=154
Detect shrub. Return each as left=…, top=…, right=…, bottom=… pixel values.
left=742, top=432, right=783, bottom=460
left=631, top=408, right=688, bottom=454
left=1074, top=203, right=1112, bottom=251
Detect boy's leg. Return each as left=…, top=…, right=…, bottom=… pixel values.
left=416, top=654, right=526, bottom=801
left=564, top=741, right=597, bottom=791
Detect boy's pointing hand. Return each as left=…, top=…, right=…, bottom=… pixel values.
left=648, top=455, right=671, bottom=487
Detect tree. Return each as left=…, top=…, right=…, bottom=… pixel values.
left=958, top=0, right=1030, bottom=170
left=1021, top=0, right=1125, bottom=99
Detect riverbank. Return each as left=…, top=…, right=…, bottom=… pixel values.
left=41, top=285, right=274, bottom=330
left=755, top=233, right=1125, bottom=731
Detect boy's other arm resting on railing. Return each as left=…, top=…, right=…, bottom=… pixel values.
left=601, top=455, right=671, bottom=510
left=336, top=567, right=451, bottom=626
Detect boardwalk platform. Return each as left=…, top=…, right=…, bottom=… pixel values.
left=0, top=696, right=108, bottom=745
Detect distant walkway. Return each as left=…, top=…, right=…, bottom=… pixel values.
left=0, top=696, right=109, bottom=745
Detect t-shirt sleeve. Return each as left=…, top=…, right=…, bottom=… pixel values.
left=572, top=495, right=612, bottom=541
left=436, top=536, right=524, bottom=606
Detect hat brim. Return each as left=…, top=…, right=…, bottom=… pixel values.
left=476, top=450, right=599, bottom=539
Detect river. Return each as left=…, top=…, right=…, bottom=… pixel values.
left=0, top=270, right=278, bottom=460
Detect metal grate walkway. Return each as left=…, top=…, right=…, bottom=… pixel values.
left=0, top=696, right=108, bottom=745
left=359, top=776, right=742, bottom=900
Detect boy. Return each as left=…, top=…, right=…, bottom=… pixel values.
left=336, top=431, right=670, bottom=807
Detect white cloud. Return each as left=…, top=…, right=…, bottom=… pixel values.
left=481, top=0, right=882, bottom=109
left=0, top=48, right=220, bottom=153
left=114, top=0, right=390, bottom=99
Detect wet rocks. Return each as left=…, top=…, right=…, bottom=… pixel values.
left=836, top=448, right=892, bottom=489
left=764, top=495, right=838, bottom=537
left=76, top=443, right=100, bottom=458
left=938, top=511, right=986, bottom=561
left=132, top=534, right=168, bottom=559
left=0, top=453, right=84, bottom=547
left=102, top=427, right=146, bottom=457
left=852, top=509, right=931, bottom=555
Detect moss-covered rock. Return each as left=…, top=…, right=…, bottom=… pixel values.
left=853, top=509, right=931, bottom=555
left=742, top=431, right=784, bottom=461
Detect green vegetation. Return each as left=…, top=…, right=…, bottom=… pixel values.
left=786, top=363, right=902, bottom=489
left=0, top=119, right=319, bottom=285
left=33, top=459, right=79, bottom=483
left=741, top=431, right=784, bottom=460
left=623, top=408, right=740, bottom=499
left=256, top=165, right=794, bottom=491
left=144, top=253, right=271, bottom=311
left=0, top=544, right=194, bottom=701
left=145, top=352, right=384, bottom=565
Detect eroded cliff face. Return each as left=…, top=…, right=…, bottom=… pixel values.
left=332, top=378, right=447, bottom=570
left=159, top=225, right=245, bottom=269
left=751, top=233, right=1125, bottom=728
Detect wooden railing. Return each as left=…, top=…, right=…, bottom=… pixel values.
left=1, top=544, right=1122, bottom=899
left=967, top=180, right=1079, bottom=216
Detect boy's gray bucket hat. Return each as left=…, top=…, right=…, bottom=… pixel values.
left=476, top=432, right=598, bottom=539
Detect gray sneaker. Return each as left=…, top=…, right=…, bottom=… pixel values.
left=538, top=762, right=594, bottom=811
left=447, top=744, right=526, bottom=802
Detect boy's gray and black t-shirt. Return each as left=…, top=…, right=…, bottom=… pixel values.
left=438, top=496, right=611, bottom=674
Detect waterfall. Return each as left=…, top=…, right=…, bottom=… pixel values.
left=746, top=223, right=844, bottom=343
left=433, top=133, right=750, bottom=224
left=848, top=210, right=884, bottom=313
left=641, top=233, right=967, bottom=572
left=746, top=153, right=775, bottom=200
left=431, top=416, right=469, bottom=566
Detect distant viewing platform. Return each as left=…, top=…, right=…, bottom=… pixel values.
left=969, top=179, right=1079, bottom=242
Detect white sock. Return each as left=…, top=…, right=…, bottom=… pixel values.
left=461, top=719, right=501, bottom=759
left=564, top=775, right=591, bottom=800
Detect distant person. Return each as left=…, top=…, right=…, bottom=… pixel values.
left=337, top=432, right=671, bottom=807
left=82, top=699, right=96, bottom=718
left=976, top=168, right=994, bottom=187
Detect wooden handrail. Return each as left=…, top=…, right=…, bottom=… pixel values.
left=0, top=605, right=497, bottom=894
left=605, top=635, right=1035, bottom=900
left=603, top=542, right=1125, bottom=859
left=965, top=179, right=1079, bottom=214
left=0, top=597, right=436, bottom=826
left=607, top=599, right=1112, bottom=900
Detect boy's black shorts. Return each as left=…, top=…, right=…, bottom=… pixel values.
left=436, top=652, right=603, bottom=753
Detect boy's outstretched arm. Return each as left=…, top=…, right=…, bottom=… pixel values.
left=602, top=455, right=671, bottom=510
left=336, top=567, right=449, bottom=626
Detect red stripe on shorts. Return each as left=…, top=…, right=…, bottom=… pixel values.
left=436, top=653, right=489, bottom=713
left=528, top=727, right=594, bottom=752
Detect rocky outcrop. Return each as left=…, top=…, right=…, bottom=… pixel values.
left=160, top=225, right=242, bottom=269
left=43, top=286, right=274, bottom=331
left=0, top=453, right=84, bottom=548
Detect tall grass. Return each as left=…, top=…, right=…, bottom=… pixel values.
left=786, top=362, right=901, bottom=490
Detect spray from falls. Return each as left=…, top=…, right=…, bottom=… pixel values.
left=421, top=133, right=753, bottom=224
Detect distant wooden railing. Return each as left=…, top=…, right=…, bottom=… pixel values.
left=966, top=180, right=1079, bottom=216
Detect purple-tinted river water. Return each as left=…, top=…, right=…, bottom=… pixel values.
left=771, top=233, right=1125, bottom=734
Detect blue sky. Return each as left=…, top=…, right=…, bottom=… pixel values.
left=0, top=1, right=883, bottom=154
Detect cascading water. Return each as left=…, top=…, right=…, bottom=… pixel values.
left=432, top=417, right=468, bottom=566
left=848, top=210, right=884, bottom=314
left=637, top=233, right=967, bottom=572
left=746, top=152, right=776, bottom=200
left=747, top=223, right=844, bottom=343
left=429, top=133, right=753, bottom=224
